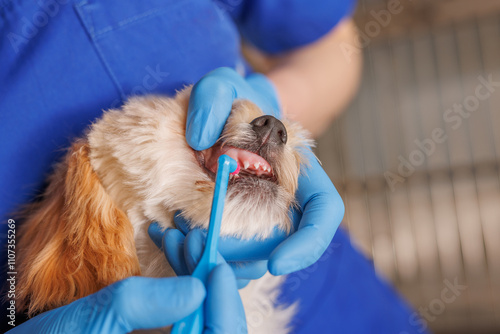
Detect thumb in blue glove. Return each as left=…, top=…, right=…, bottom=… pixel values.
left=187, top=67, right=281, bottom=151
left=8, top=276, right=204, bottom=333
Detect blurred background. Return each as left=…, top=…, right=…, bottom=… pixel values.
left=316, top=0, right=500, bottom=333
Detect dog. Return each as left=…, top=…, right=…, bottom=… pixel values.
left=15, top=87, right=313, bottom=333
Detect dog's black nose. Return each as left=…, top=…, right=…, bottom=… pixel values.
left=250, top=115, right=287, bottom=145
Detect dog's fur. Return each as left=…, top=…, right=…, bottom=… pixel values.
left=15, top=87, right=312, bottom=333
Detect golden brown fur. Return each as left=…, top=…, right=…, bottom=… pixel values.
left=16, top=141, right=140, bottom=316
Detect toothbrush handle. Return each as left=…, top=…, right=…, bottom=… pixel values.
left=171, top=155, right=238, bottom=334
left=205, top=155, right=236, bottom=264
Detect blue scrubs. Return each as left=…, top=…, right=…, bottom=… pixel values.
left=0, top=1, right=428, bottom=333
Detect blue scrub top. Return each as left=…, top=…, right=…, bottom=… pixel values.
left=0, top=1, right=428, bottom=333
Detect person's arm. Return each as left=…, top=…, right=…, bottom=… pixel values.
left=261, top=19, right=362, bottom=137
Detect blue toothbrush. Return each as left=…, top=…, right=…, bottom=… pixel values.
left=171, top=154, right=238, bottom=334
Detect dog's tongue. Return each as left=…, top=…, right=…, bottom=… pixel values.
left=205, top=147, right=272, bottom=177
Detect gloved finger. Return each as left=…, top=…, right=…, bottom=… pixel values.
left=186, top=67, right=281, bottom=150
left=183, top=229, right=268, bottom=282
left=183, top=229, right=225, bottom=273
left=229, top=260, right=268, bottom=280
left=174, top=212, right=193, bottom=234
left=163, top=229, right=190, bottom=276
left=269, top=152, right=345, bottom=276
left=114, top=276, right=206, bottom=331
left=218, top=229, right=287, bottom=262
left=237, top=279, right=250, bottom=290
left=175, top=212, right=288, bottom=261
left=205, top=263, right=248, bottom=334
left=148, top=221, right=166, bottom=249
left=187, top=67, right=249, bottom=150
left=152, top=219, right=267, bottom=281
left=148, top=222, right=190, bottom=276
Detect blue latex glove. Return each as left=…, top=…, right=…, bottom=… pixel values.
left=8, top=266, right=246, bottom=333
left=186, top=67, right=281, bottom=150
left=184, top=67, right=345, bottom=276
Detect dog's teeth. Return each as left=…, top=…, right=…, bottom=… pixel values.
left=254, top=162, right=260, bottom=169
left=243, top=161, right=250, bottom=169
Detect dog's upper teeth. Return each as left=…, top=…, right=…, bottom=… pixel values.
left=238, top=159, right=272, bottom=175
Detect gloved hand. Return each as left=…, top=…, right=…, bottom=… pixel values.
left=8, top=265, right=246, bottom=333
left=181, top=67, right=345, bottom=276
left=186, top=67, right=281, bottom=150
left=149, top=222, right=274, bottom=288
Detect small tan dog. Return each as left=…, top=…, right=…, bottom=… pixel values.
left=16, top=87, right=312, bottom=333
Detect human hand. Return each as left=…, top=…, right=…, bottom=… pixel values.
left=9, top=266, right=245, bottom=333
left=184, top=67, right=345, bottom=276
left=266, top=149, right=344, bottom=275
left=148, top=222, right=280, bottom=288
left=186, top=67, right=281, bottom=151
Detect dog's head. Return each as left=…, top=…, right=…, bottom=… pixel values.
left=88, top=87, right=312, bottom=239
left=15, top=87, right=313, bottom=316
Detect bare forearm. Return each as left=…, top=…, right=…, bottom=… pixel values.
left=265, top=19, right=362, bottom=137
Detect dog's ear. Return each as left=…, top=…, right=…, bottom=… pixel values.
left=16, top=140, right=141, bottom=316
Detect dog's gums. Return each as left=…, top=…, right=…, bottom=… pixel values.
left=197, top=144, right=276, bottom=183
